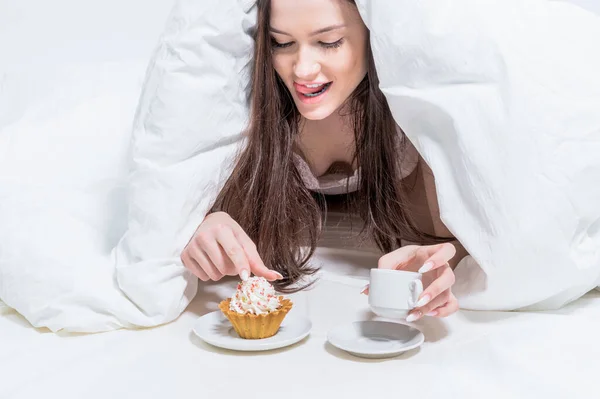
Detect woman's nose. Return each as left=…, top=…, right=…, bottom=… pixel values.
left=293, top=49, right=321, bottom=81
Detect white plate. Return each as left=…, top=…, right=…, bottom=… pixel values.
left=192, top=310, right=312, bottom=352
left=327, top=321, right=424, bottom=359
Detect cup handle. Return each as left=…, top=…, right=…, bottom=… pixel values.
left=408, top=279, right=424, bottom=308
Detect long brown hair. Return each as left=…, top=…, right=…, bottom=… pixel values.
left=209, top=0, right=449, bottom=292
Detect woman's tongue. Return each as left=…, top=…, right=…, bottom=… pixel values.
left=296, top=83, right=329, bottom=95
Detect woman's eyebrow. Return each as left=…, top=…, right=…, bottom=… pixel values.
left=269, top=24, right=346, bottom=37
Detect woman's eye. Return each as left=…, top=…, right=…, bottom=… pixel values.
left=320, top=38, right=344, bottom=49
left=271, top=39, right=293, bottom=49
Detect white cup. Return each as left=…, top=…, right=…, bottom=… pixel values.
left=368, top=269, right=423, bottom=318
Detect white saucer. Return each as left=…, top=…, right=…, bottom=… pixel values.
left=192, top=310, right=312, bottom=352
left=327, top=321, right=424, bottom=359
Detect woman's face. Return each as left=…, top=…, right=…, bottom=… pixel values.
left=270, top=0, right=368, bottom=121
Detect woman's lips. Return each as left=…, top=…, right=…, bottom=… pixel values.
left=293, top=82, right=333, bottom=105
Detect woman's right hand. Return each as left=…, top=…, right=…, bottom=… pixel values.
left=181, top=212, right=283, bottom=282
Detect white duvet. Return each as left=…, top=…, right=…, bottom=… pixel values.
left=0, top=0, right=599, bottom=332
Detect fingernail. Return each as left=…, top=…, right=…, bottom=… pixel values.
left=273, top=271, right=284, bottom=280
left=418, top=261, right=434, bottom=274
left=240, top=269, right=249, bottom=281
left=360, top=284, right=369, bottom=295
left=426, top=311, right=438, bottom=317
left=406, top=311, right=422, bottom=323
left=416, top=294, right=431, bottom=308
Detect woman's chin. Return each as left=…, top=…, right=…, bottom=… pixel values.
left=297, top=103, right=337, bottom=121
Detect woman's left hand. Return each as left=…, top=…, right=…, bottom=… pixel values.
left=364, top=243, right=459, bottom=322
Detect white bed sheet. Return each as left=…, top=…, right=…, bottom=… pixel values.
left=1, top=247, right=599, bottom=399
left=2, top=1, right=599, bottom=397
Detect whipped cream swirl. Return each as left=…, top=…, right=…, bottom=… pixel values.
left=229, top=277, right=281, bottom=315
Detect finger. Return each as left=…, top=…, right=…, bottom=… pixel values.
left=191, top=244, right=224, bottom=281
left=411, top=289, right=451, bottom=318
left=415, top=264, right=455, bottom=308
left=430, top=293, right=459, bottom=318
left=377, top=245, right=420, bottom=270
left=215, top=225, right=250, bottom=277
left=248, top=258, right=284, bottom=282
left=195, top=227, right=234, bottom=279
left=181, top=250, right=211, bottom=282
left=360, top=284, right=369, bottom=295
left=234, top=230, right=283, bottom=282
left=418, top=243, right=456, bottom=273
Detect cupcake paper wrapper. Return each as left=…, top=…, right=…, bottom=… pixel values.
left=218, top=297, right=293, bottom=339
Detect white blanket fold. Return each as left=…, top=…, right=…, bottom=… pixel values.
left=1, top=0, right=599, bottom=332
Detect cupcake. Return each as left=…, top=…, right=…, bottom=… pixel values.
left=219, top=276, right=293, bottom=339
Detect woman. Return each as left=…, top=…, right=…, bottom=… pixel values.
left=181, top=0, right=469, bottom=322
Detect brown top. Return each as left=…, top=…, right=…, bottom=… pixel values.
left=293, top=138, right=420, bottom=195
